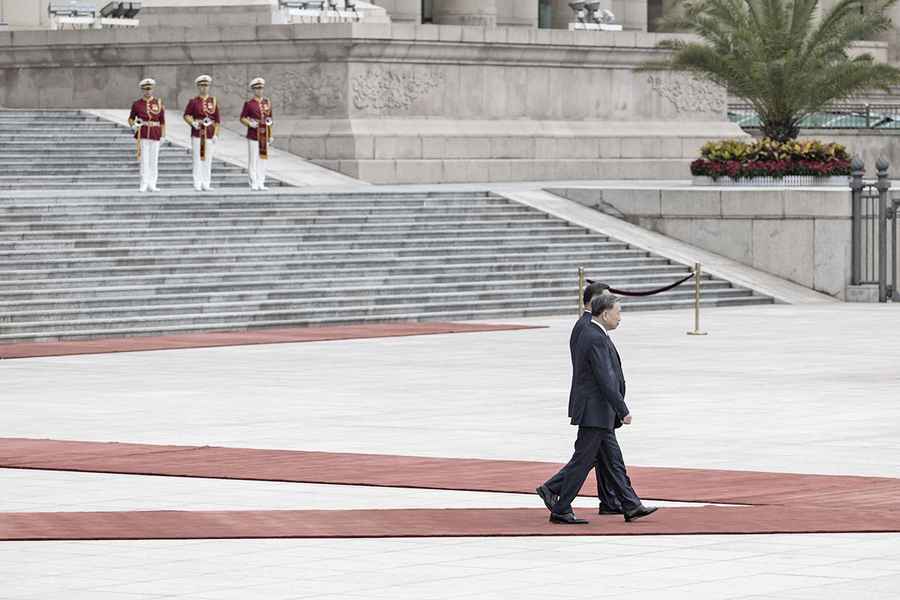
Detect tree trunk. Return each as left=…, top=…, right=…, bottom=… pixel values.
left=761, top=119, right=800, bottom=142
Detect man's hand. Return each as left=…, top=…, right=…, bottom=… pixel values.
left=622, top=414, right=632, bottom=425
left=192, top=121, right=201, bottom=130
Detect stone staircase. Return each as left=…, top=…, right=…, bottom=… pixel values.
left=0, top=190, right=772, bottom=342
left=0, top=110, right=281, bottom=191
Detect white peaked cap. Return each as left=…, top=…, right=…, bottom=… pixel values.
left=139, top=78, right=156, bottom=88
left=249, top=77, right=266, bottom=89
left=195, top=74, right=212, bottom=85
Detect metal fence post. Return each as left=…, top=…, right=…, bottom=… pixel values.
left=876, top=158, right=892, bottom=302
left=850, top=157, right=865, bottom=285
left=686, top=263, right=707, bottom=336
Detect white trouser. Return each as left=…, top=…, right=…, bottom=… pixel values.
left=247, top=139, right=267, bottom=190
left=191, top=136, right=214, bottom=190
left=139, top=139, right=160, bottom=191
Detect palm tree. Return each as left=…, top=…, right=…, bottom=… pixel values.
left=658, top=0, right=900, bottom=141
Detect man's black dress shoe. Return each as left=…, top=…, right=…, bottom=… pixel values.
left=598, top=504, right=624, bottom=515
left=535, top=485, right=557, bottom=512
left=549, top=512, right=589, bottom=524
left=624, top=506, right=658, bottom=522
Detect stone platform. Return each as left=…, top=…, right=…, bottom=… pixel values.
left=0, top=23, right=744, bottom=183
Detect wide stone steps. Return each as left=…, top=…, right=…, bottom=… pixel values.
left=0, top=165, right=246, bottom=175
left=0, top=233, right=615, bottom=251
left=0, top=270, right=699, bottom=300
left=0, top=237, right=627, bottom=258
left=0, top=204, right=537, bottom=218
left=0, top=264, right=692, bottom=294
left=0, top=290, right=761, bottom=337
left=0, top=154, right=771, bottom=340
left=0, top=223, right=584, bottom=241
left=2, top=194, right=516, bottom=207
left=0, top=256, right=675, bottom=283
left=1, top=251, right=659, bottom=275
left=0, top=108, right=286, bottom=191
left=0, top=279, right=737, bottom=313
left=0, top=213, right=552, bottom=231
left=0, top=296, right=767, bottom=341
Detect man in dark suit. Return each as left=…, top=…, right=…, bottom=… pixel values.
left=538, top=294, right=657, bottom=524
left=537, top=282, right=623, bottom=515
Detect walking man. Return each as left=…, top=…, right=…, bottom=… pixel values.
left=129, top=78, right=165, bottom=192
left=538, top=281, right=623, bottom=515
left=183, top=74, right=220, bottom=192
left=538, top=294, right=657, bottom=524
left=240, top=77, right=274, bottom=191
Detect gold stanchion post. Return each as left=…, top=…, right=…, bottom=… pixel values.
left=577, top=266, right=585, bottom=314
left=687, top=262, right=708, bottom=336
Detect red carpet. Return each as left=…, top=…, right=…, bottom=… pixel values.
left=2, top=438, right=899, bottom=540
left=3, top=438, right=899, bottom=508
left=0, top=322, right=541, bottom=359
left=3, top=506, right=900, bottom=541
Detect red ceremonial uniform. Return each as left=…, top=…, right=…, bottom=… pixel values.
left=240, top=97, right=273, bottom=141
left=183, top=96, right=220, bottom=139
left=129, top=97, right=165, bottom=141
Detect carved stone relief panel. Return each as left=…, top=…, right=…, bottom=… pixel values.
left=351, top=66, right=445, bottom=114
left=647, top=72, right=726, bottom=116
left=211, top=64, right=347, bottom=117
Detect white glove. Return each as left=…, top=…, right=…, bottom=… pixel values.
left=131, top=123, right=139, bottom=132
left=192, top=121, right=201, bottom=130
left=248, top=119, right=259, bottom=128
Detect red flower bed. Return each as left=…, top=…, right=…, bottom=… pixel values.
left=691, top=158, right=851, bottom=179
left=691, top=139, right=851, bottom=180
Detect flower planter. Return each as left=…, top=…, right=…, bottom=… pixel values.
left=692, top=175, right=849, bottom=187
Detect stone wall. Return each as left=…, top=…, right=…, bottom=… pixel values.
left=140, top=2, right=276, bottom=27
left=550, top=186, right=852, bottom=299
left=0, top=23, right=743, bottom=183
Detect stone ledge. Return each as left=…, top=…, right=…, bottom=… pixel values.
left=323, top=158, right=693, bottom=184
left=0, top=23, right=701, bottom=50
left=547, top=186, right=851, bottom=219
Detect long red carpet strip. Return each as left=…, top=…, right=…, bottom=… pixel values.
left=2, top=438, right=899, bottom=508
left=4, top=506, right=900, bottom=541
left=0, top=322, right=540, bottom=359
left=2, top=438, right=899, bottom=540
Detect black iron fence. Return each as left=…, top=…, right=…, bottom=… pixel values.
left=850, top=159, right=898, bottom=302
left=731, top=104, right=900, bottom=130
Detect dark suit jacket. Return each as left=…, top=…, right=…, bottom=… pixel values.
left=569, top=320, right=629, bottom=429
left=567, top=311, right=592, bottom=419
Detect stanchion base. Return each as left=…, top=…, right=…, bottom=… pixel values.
left=686, top=331, right=708, bottom=336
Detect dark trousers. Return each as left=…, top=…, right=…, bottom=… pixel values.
left=544, top=433, right=621, bottom=511
left=547, top=426, right=642, bottom=515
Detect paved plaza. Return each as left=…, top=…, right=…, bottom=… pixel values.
left=2, top=302, right=900, bottom=598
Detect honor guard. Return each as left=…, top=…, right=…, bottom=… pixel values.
left=128, top=78, right=166, bottom=192
left=183, top=74, right=221, bottom=192
left=240, top=77, right=274, bottom=191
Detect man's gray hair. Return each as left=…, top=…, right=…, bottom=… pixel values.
left=590, top=293, right=620, bottom=317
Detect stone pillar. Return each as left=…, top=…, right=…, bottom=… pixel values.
left=496, top=0, right=538, bottom=27
left=550, top=0, right=573, bottom=28
left=432, top=0, right=497, bottom=27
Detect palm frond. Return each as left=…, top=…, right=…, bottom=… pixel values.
left=657, top=0, right=900, bottom=140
